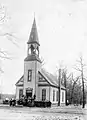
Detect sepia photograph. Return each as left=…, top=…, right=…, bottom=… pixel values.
left=0, top=0, right=86, bottom=119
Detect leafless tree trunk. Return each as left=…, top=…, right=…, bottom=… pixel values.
left=62, top=69, right=74, bottom=105
left=70, top=74, right=80, bottom=104
left=74, top=55, right=86, bottom=108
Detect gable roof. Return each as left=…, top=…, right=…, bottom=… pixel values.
left=39, top=69, right=65, bottom=89
left=15, top=75, right=24, bottom=86
left=16, top=69, right=65, bottom=89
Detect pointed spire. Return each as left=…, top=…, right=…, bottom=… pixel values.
left=27, top=17, right=40, bottom=46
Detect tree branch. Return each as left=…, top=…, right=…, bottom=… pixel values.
left=0, top=49, right=12, bottom=60
left=73, top=66, right=82, bottom=72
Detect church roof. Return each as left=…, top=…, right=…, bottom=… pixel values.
left=24, top=54, right=41, bottom=63
left=15, top=75, right=24, bottom=86
left=40, top=69, right=65, bottom=89
left=27, top=18, right=40, bottom=46
left=16, top=69, right=65, bottom=89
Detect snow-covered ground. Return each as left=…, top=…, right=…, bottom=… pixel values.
left=0, top=105, right=85, bottom=120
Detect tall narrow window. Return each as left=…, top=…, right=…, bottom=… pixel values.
left=42, top=89, right=46, bottom=101
left=28, top=70, right=32, bottom=81
left=53, top=90, right=55, bottom=101
left=19, top=89, right=23, bottom=99
left=62, top=91, right=64, bottom=102
left=56, top=91, right=58, bottom=101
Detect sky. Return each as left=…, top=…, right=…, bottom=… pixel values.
left=0, top=0, right=87, bottom=94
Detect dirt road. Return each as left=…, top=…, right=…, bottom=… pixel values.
left=0, top=105, right=85, bottom=120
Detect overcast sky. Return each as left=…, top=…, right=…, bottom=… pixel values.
left=0, top=0, right=87, bottom=94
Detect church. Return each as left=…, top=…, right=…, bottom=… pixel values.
left=15, top=18, right=66, bottom=106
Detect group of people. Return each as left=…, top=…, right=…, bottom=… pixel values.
left=9, top=98, right=16, bottom=106
left=9, top=94, right=36, bottom=107
left=16, top=94, right=36, bottom=106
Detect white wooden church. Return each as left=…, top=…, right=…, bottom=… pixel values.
left=15, top=18, right=66, bottom=106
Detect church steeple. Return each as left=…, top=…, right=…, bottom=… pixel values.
left=27, top=18, right=40, bottom=46
left=24, top=18, right=41, bottom=63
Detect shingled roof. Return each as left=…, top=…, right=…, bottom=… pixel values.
left=40, top=69, right=65, bottom=89
left=24, top=54, right=41, bottom=63
left=27, top=18, right=40, bottom=46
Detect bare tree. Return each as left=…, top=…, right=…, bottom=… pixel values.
left=70, top=74, right=80, bottom=104
left=0, top=4, right=19, bottom=48
left=65, top=73, right=82, bottom=105
left=56, top=64, right=71, bottom=106
left=74, top=55, right=86, bottom=108
left=0, top=4, right=19, bottom=73
left=61, top=69, right=72, bottom=105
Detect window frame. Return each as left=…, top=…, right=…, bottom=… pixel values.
left=62, top=91, right=64, bottom=102
left=56, top=90, right=58, bottom=101
left=19, top=89, right=23, bottom=99
left=28, top=70, right=32, bottom=81
left=53, top=90, right=55, bottom=101
left=42, top=89, right=46, bottom=101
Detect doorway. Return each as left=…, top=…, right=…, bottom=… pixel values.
left=26, top=89, right=32, bottom=99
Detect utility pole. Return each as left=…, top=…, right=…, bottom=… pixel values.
left=58, top=69, right=61, bottom=106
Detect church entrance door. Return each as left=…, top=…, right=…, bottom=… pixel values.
left=26, top=89, right=32, bottom=99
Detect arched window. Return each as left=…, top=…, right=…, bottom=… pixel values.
left=28, top=48, right=31, bottom=54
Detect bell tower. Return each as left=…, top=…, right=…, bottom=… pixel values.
left=23, top=18, right=41, bottom=100
left=27, top=18, right=40, bottom=57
